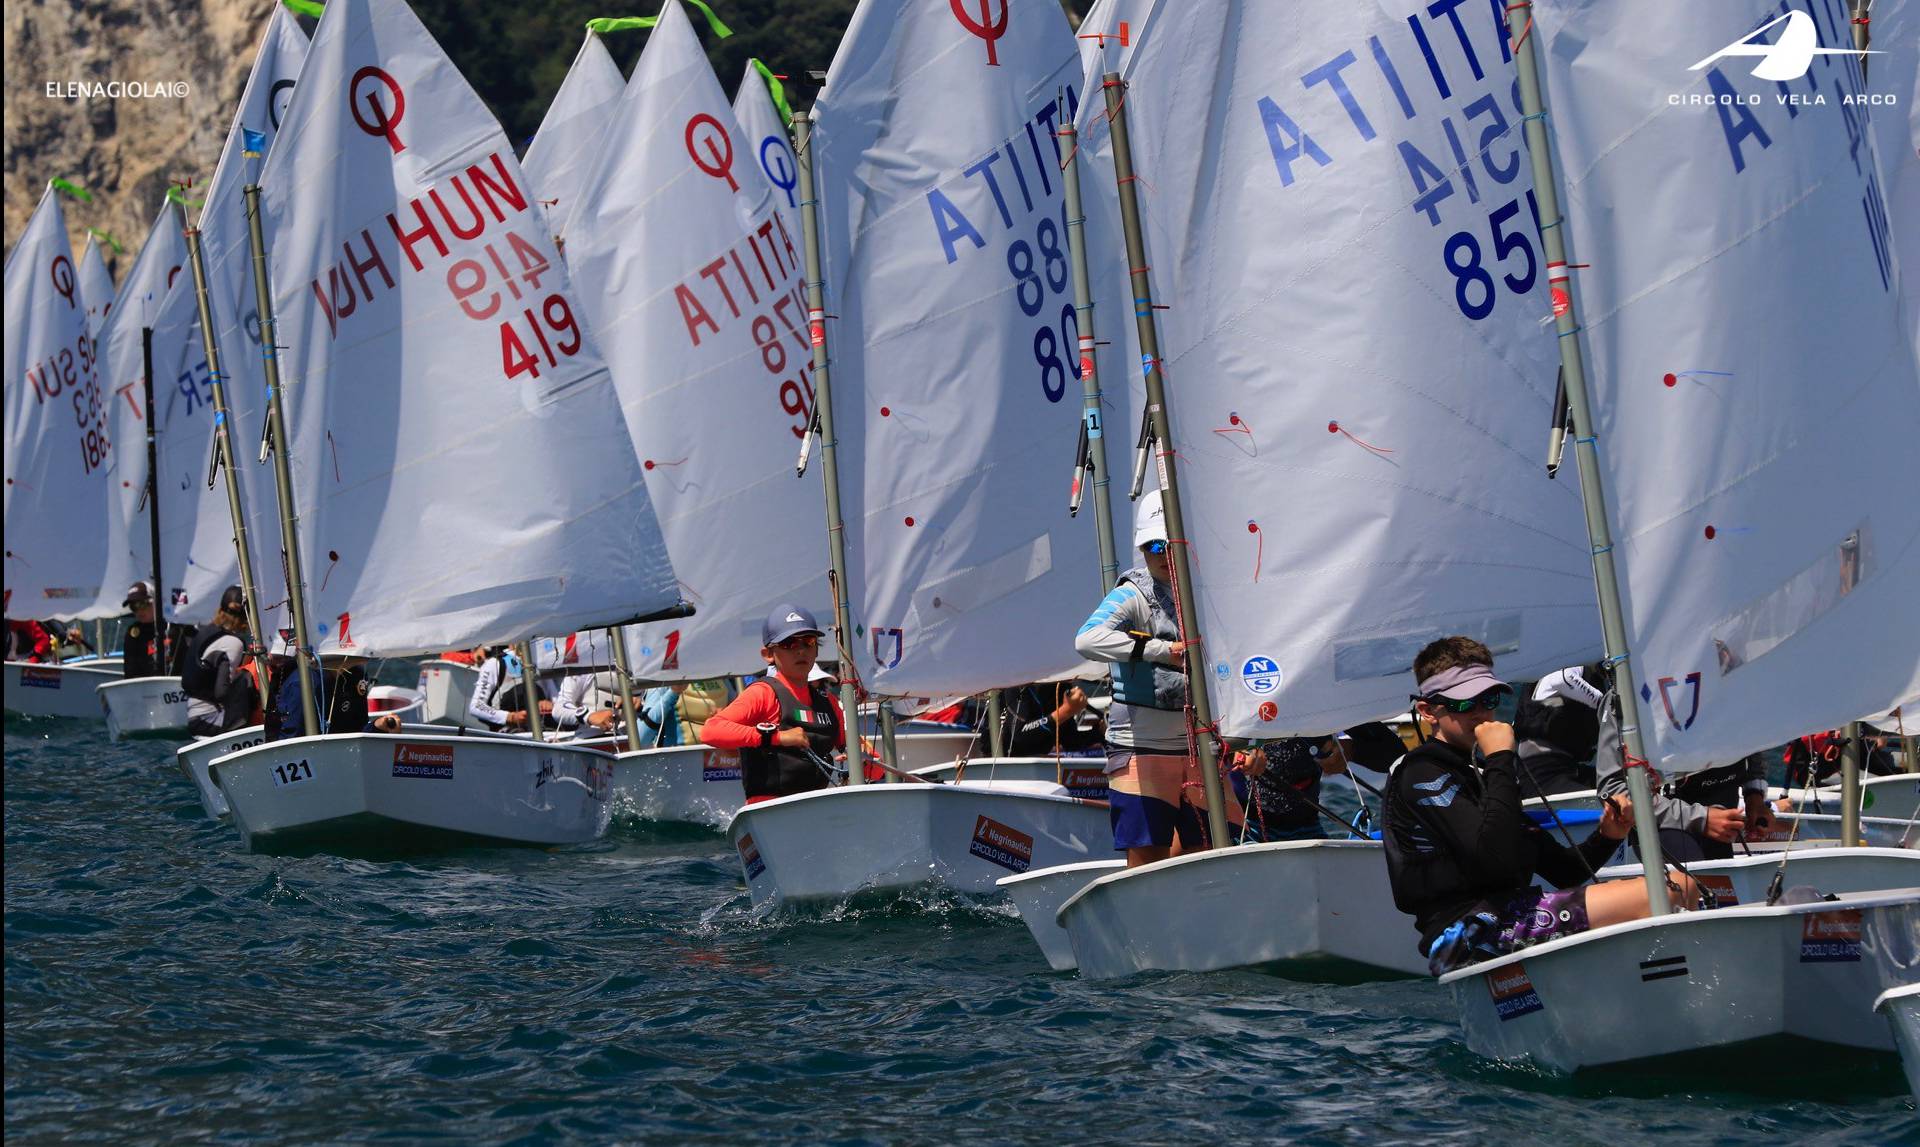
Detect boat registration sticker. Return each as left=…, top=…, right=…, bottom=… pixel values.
left=1695, top=875, right=1737, bottom=906
left=1800, top=910, right=1863, bottom=963
left=968, top=815, right=1034, bottom=874
left=737, top=833, right=765, bottom=880
left=271, top=759, right=313, bottom=787
left=703, top=751, right=742, bottom=782
left=1062, top=767, right=1108, bottom=800
left=1487, top=963, right=1544, bottom=1021
left=19, top=666, right=62, bottom=690
left=392, top=742, right=455, bottom=780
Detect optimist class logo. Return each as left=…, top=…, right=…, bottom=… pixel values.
left=1688, top=11, right=1874, bottom=82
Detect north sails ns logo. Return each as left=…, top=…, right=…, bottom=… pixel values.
left=1688, top=11, right=1874, bottom=82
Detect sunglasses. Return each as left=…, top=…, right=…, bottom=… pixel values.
left=775, top=634, right=820, bottom=650
left=1415, top=690, right=1504, bottom=714
left=1142, top=540, right=1168, bottom=555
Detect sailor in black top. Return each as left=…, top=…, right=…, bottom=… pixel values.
left=1381, top=638, right=1686, bottom=973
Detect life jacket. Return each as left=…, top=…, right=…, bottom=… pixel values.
left=180, top=623, right=237, bottom=702
left=1107, top=567, right=1187, bottom=712
left=243, top=659, right=266, bottom=725
left=739, top=675, right=842, bottom=800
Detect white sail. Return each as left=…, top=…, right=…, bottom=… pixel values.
left=258, top=0, right=680, bottom=657
left=530, top=630, right=621, bottom=671
left=1533, top=0, right=1920, bottom=771
left=79, top=235, right=116, bottom=338
left=88, top=196, right=190, bottom=617
left=151, top=5, right=311, bottom=625
left=1880, top=0, right=1919, bottom=368
left=732, top=60, right=801, bottom=261
left=1066, top=0, right=1599, bottom=737
left=812, top=0, right=1128, bottom=697
left=522, top=31, right=626, bottom=238
left=4, top=187, right=114, bottom=621
left=565, top=0, right=831, bottom=681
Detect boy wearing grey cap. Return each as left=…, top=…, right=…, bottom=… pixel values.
left=1381, top=636, right=1691, bottom=974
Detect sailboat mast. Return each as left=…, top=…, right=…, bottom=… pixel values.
left=1059, top=84, right=1120, bottom=590
left=1101, top=72, right=1231, bottom=848
left=518, top=640, right=545, bottom=741
left=608, top=628, right=641, bottom=747
left=242, top=182, right=322, bottom=738
left=793, top=106, right=866, bottom=785
left=141, top=324, right=166, bottom=669
left=1506, top=5, right=1668, bottom=915
left=182, top=224, right=270, bottom=688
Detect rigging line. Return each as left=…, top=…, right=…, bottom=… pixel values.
left=1764, top=758, right=1817, bottom=906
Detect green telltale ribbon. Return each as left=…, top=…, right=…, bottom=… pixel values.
left=588, top=0, right=732, bottom=39
left=751, top=58, right=794, bottom=125
left=51, top=177, right=92, bottom=202
left=280, top=0, right=325, bottom=18
left=166, top=186, right=205, bottom=209
left=86, top=228, right=124, bottom=255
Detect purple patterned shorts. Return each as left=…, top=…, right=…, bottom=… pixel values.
left=1492, top=886, right=1591, bottom=951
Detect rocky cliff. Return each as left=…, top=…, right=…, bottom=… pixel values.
left=5, top=0, right=1080, bottom=273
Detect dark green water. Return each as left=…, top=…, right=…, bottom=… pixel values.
left=6, top=717, right=1915, bottom=1145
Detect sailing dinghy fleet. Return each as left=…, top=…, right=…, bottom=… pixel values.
left=4, top=0, right=1918, bottom=1083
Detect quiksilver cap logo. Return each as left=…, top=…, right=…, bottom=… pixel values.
left=1688, top=11, right=1875, bottom=83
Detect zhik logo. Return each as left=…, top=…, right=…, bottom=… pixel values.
left=1688, top=11, right=1876, bottom=82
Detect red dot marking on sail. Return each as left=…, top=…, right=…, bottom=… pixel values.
left=1663, top=373, right=1678, bottom=388
left=1328, top=421, right=1340, bottom=434
left=644, top=460, right=655, bottom=470
left=1704, top=525, right=1716, bottom=540
left=904, top=516, right=915, bottom=527
left=880, top=407, right=891, bottom=417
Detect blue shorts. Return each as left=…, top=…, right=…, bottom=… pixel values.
left=1105, top=747, right=1223, bottom=850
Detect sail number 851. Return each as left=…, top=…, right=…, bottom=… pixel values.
left=1443, top=192, right=1540, bottom=323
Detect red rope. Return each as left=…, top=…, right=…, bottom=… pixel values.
left=1505, top=2, right=1535, bottom=53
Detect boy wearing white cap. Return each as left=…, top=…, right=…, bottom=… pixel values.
left=1074, top=490, right=1232, bottom=867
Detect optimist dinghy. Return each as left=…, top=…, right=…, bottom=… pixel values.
left=413, top=660, right=480, bottom=725
left=212, top=731, right=615, bottom=851
left=208, top=0, right=683, bottom=853
left=4, top=661, right=121, bottom=720
left=1443, top=888, right=1920, bottom=1072
left=97, top=676, right=189, bottom=740
left=727, top=779, right=1111, bottom=910
left=1877, top=983, right=1920, bottom=1099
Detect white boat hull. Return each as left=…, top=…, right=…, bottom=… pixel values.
left=883, top=733, right=977, bottom=771
left=1057, top=840, right=1429, bottom=980
left=1749, top=813, right=1917, bottom=850
left=913, top=756, right=1111, bottom=799
left=610, top=745, right=743, bottom=830
left=1443, top=889, right=1920, bottom=1072
left=1875, top=983, right=1920, bottom=1098
left=414, top=659, right=481, bottom=726
left=4, top=661, right=120, bottom=719
left=211, top=732, right=614, bottom=852
left=1774, top=774, right=1920, bottom=824
left=998, top=858, right=1126, bottom=970
left=727, top=781, right=1112, bottom=910
left=1597, top=848, right=1920, bottom=906
left=176, top=724, right=268, bottom=820
left=97, top=676, right=188, bottom=740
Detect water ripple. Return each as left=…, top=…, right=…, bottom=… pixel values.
left=5, top=720, right=1914, bottom=1145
